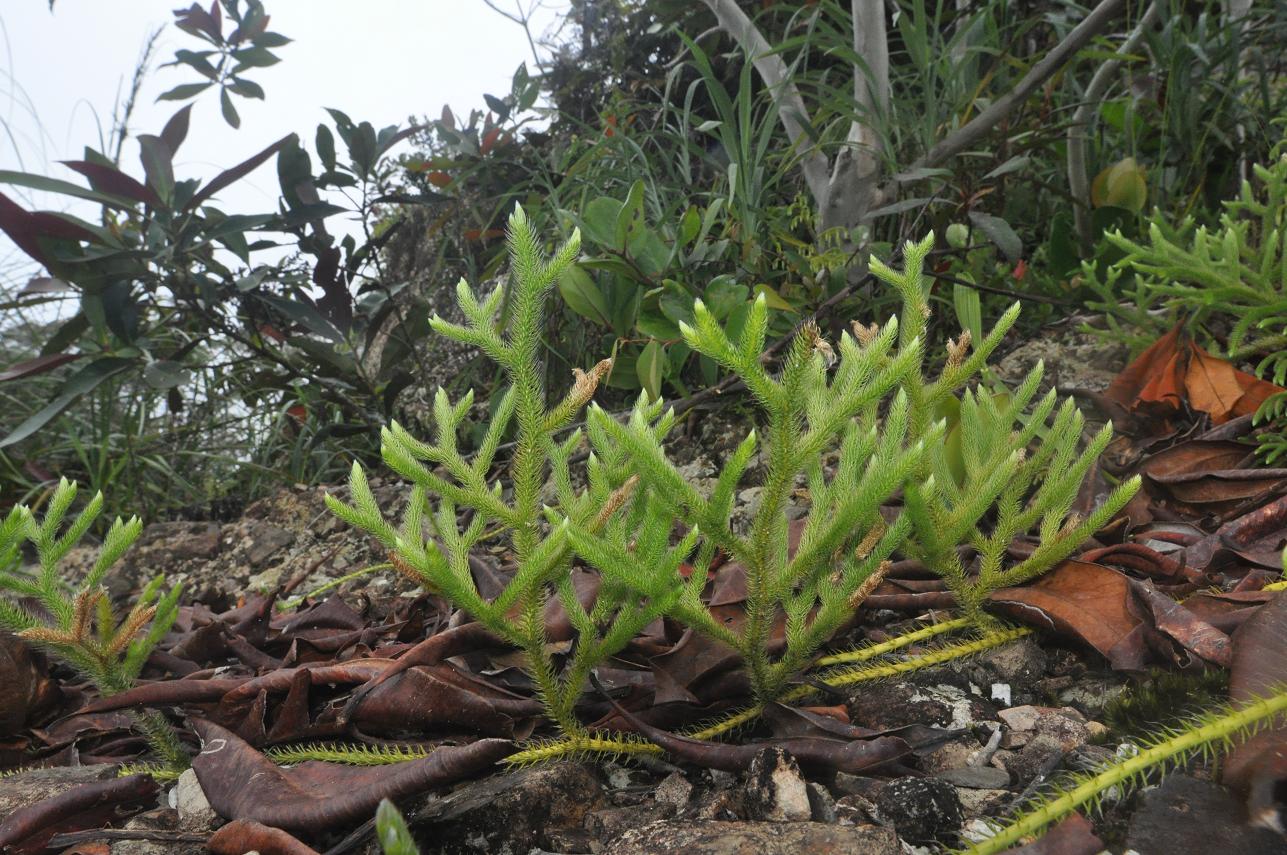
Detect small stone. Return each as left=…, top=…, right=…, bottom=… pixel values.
left=835, top=793, right=880, bottom=827
left=174, top=768, right=218, bottom=832
left=654, top=771, right=693, bottom=811
left=996, top=705, right=1044, bottom=732
left=994, top=733, right=1065, bottom=785
left=874, top=777, right=963, bottom=844
left=744, top=748, right=811, bottom=822
left=954, top=787, right=1010, bottom=818
left=935, top=766, right=1011, bottom=789
left=990, top=683, right=1011, bottom=705
left=807, top=782, right=837, bottom=823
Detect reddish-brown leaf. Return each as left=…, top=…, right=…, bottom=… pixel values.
left=989, top=561, right=1145, bottom=668
left=0, top=774, right=158, bottom=853
left=206, top=820, right=321, bottom=855
left=191, top=719, right=514, bottom=830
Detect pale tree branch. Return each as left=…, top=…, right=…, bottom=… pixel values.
left=1068, top=1, right=1161, bottom=252
left=698, top=0, right=831, bottom=205
left=903, top=0, right=1129, bottom=177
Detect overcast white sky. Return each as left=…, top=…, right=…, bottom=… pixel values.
left=0, top=0, right=570, bottom=288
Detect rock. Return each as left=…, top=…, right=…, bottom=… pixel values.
left=744, top=748, right=811, bottom=822
left=245, top=524, right=295, bottom=568
left=654, top=771, right=694, bottom=812
left=586, top=805, right=670, bottom=847
left=935, top=766, right=1010, bottom=789
left=993, top=733, right=1065, bottom=784
left=834, top=793, right=880, bottom=826
left=874, top=777, right=963, bottom=844
left=174, top=768, right=218, bottom=832
left=996, top=705, right=1045, bottom=732
left=848, top=680, right=991, bottom=731
left=411, top=762, right=605, bottom=853
left=608, top=820, right=900, bottom=854
left=1125, top=774, right=1287, bottom=855
left=954, top=787, right=1010, bottom=818
left=807, top=782, right=837, bottom=823
left=972, top=638, right=1047, bottom=698
left=918, top=737, right=979, bottom=775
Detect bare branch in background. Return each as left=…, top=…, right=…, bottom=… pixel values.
left=1067, top=1, right=1161, bottom=253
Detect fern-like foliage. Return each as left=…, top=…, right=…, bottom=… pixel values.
left=0, top=479, right=185, bottom=767
left=567, top=234, right=1137, bottom=700
left=328, top=206, right=674, bottom=733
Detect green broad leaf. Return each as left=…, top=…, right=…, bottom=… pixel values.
left=659, top=285, right=697, bottom=328
left=636, top=340, right=665, bottom=402
left=984, top=156, right=1030, bottom=180
left=1091, top=157, right=1148, bottom=212
left=1047, top=211, right=1080, bottom=276
left=604, top=350, right=641, bottom=390
left=704, top=276, right=748, bottom=320
left=0, top=357, right=135, bottom=448
left=316, top=125, right=337, bottom=171
left=678, top=205, right=701, bottom=246
left=137, top=135, right=175, bottom=201
left=967, top=211, right=1022, bottom=262
left=615, top=179, right=646, bottom=252
left=255, top=293, right=344, bottom=342
left=142, top=360, right=191, bottom=389
left=220, top=88, right=241, bottom=128
left=629, top=228, right=669, bottom=278
left=580, top=197, right=622, bottom=249
left=157, top=81, right=215, bottom=101
left=0, top=170, right=136, bottom=210
left=376, top=799, right=420, bottom=855
left=752, top=284, right=795, bottom=312
left=636, top=306, right=682, bottom=341
left=952, top=282, right=983, bottom=344
left=226, top=78, right=265, bottom=99
left=557, top=265, right=611, bottom=326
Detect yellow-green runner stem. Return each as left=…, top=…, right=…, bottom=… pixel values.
left=815, top=617, right=972, bottom=666
left=961, top=688, right=1287, bottom=855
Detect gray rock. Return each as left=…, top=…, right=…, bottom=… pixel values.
left=807, top=781, right=837, bottom=823
left=1125, top=774, right=1287, bottom=855
left=174, top=768, right=218, bottom=832
left=935, top=766, right=1011, bottom=789
left=654, top=771, right=694, bottom=812
left=609, top=820, right=900, bottom=854
left=744, top=748, right=811, bottom=822
left=246, top=524, right=295, bottom=568
left=410, top=762, right=605, bottom=853
left=874, top=777, right=963, bottom=844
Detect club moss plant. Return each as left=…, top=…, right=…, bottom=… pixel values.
left=328, top=206, right=682, bottom=733
left=0, top=479, right=186, bottom=768
left=332, top=218, right=1137, bottom=736
left=567, top=233, right=1139, bottom=702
